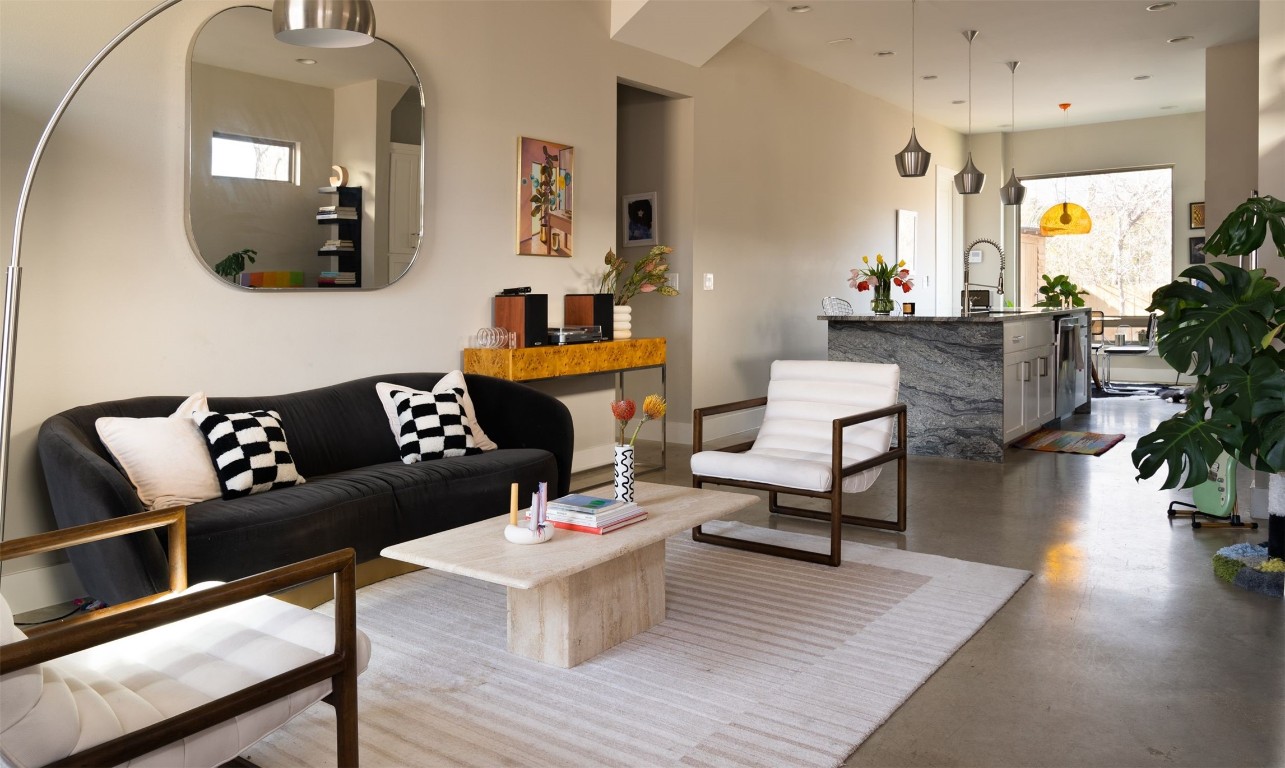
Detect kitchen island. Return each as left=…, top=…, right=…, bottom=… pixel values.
left=823, top=309, right=1090, bottom=462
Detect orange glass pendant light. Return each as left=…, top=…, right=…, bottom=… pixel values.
left=1039, top=103, right=1092, bottom=235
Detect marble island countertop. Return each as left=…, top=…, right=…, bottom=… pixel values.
left=819, top=308, right=1088, bottom=323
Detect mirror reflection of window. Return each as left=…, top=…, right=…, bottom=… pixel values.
left=210, top=132, right=297, bottom=183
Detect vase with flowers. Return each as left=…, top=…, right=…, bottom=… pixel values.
left=609, top=394, right=667, bottom=502
left=599, top=246, right=680, bottom=339
left=848, top=254, right=913, bottom=315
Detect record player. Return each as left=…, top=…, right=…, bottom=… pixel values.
left=547, top=325, right=605, bottom=345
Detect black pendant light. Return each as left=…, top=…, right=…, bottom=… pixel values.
left=894, top=0, right=931, bottom=177
left=999, top=60, right=1027, bottom=206
left=953, top=30, right=985, bottom=195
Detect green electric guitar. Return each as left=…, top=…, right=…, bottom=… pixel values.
left=1169, top=451, right=1258, bottom=529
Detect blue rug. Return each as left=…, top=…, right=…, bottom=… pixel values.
left=1212, top=543, right=1285, bottom=597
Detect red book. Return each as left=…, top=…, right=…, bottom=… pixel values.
left=551, top=511, right=647, bottom=535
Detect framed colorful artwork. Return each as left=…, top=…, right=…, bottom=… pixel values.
left=1189, top=201, right=1205, bottom=230
left=517, top=137, right=573, bottom=257
left=622, top=192, right=658, bottom=247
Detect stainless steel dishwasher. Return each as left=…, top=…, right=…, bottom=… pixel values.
left=1055, top=314, right=1089, bottom=419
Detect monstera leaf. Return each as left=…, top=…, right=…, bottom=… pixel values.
left=1204, top=195, right=1285, bottom=260
left=1150, top=262, right=1277, bottom=376
left=1132, top=407, right=1243, bottom=489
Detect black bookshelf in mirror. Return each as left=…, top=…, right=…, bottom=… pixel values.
left=317, top=186, right=361, bottom=288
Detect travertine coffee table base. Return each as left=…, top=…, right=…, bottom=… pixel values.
left=508, top=539, right=666, bottom=667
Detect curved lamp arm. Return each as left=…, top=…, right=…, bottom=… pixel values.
left=0, top=0, right=184, bottom=533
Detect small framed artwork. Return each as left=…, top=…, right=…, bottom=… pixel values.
left=622, top=192, right=658, bottom=247
left=896, top=209, right=917, bottom=271
left=517, top=136, right=573, bottom=257
left=1189, top=201, right=1205, bottom=230
left=1189, top=236, right=1206, bottom=264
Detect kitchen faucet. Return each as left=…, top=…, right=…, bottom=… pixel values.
left=962, top=238, right=1005, bottom=314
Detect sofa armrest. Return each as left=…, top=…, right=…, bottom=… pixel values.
left=37, top=416, right=170, bottom=605
left=464, top=374, right=574, bottom=496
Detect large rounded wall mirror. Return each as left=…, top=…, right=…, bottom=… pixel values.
left=187, top=5, right=423, bottom=290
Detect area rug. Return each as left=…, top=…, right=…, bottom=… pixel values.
left=1014, top=428, right=1126, bottom=456
left=247, top=523, right=1030, bottom=768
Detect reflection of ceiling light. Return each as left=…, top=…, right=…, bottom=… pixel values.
left=296, top=58, right=317, bottom=64
left=827, top=37, right=852, bottom=45
left=1147, top=2, right=1176, bottom=10
left=1160, top=105, right=1177, bottom=110
left=952, top=99, right=966, bottom=105
left=1167, top=35, right=1193, bottom=43
left=875, top=50, right=895, bottom=57
left=788, top=4, right=811, bottom=12
left=1133, top=75, right=1150, bottom=80
left=922, top=75, right=937, bottom=80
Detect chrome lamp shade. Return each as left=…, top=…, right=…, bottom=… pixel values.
left=894, top=128, right=931, bottom=178
left=273, top=0, right=376, bottom=48
left=953, top=153, right=985, bottom=195
left=999, top=168, right=1026, bottom=205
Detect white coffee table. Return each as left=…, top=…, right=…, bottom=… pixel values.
left=381, top=482, right=756, bottom=667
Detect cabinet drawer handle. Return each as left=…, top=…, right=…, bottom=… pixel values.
left=1022, top=360, right=1032, bottom=382
left=1038, top=356, right=1049, bottom=377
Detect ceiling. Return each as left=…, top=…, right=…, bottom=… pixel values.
left=645, top=0, right=1261, bottom=134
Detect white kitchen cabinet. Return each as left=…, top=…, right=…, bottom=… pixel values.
left=1003, top=317, right=1056, bottom=443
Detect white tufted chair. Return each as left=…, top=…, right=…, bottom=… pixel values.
left=0, top=508, right=370, bottom=767
left=690, top=360, right=907, bottom=566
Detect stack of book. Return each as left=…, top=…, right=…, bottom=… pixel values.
left=319, top=239, right=354, bottom=252
left=317, top=205, right=358, bottom=221
left=318, top=271, right=356, bottom=286
left=546, top=493, right=646, bottom=534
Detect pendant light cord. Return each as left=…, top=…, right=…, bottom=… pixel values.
left=967, top=34, right=972, bottom=150
left=910, top=0, right=916, bottom=126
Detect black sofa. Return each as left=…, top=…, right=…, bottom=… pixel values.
left=37, top=372, right=573, bottom=605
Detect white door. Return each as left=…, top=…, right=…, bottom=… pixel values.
left=387, top=142, right=420, bottom=283
left=935, top=166, right=961, bottom=315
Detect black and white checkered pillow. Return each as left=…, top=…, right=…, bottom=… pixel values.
left=192, top=409, right=305, bottom=499
left=386, top=387, right=480, bottom=464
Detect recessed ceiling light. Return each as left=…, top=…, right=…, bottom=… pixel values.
left=1134, top=75, right=1151, bottom=80
left=952, top=99, right=966, bottom=105
left=788, top=4, right=811, bottom=12
left=875, top=50, right=895, bottom=57
left=1160, top=105, right=1177, bottom=110
left=922, top=74, right=938, bottom=80
left=1147, top=2, right=1176, bottom=10
left=1167, top=35, right=1193, bottom=43
left=295, top=58, right=317, bottom=65
left=827, top=37, right=853, bottom=45
left=998, top=123, right=1012, bottom=129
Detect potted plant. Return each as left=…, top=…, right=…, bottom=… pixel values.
left=1032, top=274, right=1088, bottom=309
left=212, top=248, right=256, bottom=282
left=1130, top=194, right=1285, bottom=557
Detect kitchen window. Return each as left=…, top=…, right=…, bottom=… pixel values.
left=210, top=132, right=297, bottom=183
left=1018, top=167, right=1173, bottom=316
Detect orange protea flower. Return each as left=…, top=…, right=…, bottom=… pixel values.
left=611, top=399, right=636, bottom=445
left=628, top=394, right=667, bottom=446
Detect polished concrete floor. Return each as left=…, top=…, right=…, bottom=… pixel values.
left=581, top=398, right=1283, bottom=768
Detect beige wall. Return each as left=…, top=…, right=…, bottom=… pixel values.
left=1261, top=0, right=1285, bottom=285
left=1205, top=40, right=1259, bottom=231
left=0, top=0, right=961, bottom=608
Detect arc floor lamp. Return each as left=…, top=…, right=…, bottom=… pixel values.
left=0, top=0, right=376, bottom=536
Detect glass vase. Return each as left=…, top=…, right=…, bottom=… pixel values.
left=871, top=279, right=895, bottom=315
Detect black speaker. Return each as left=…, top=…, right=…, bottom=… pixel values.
left=494, top=293, right=548, bottom=347
left=563, top=293, right=614, bottom=341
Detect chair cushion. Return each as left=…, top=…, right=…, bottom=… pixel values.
left=0, top=595, right=43, bottom=733
left=692, top=360, right=900, bottom=494
left=0, top=585, right=370, bottom=768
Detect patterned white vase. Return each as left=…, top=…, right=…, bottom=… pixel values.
left=613, top=444, right=635, bottom=503
left=613, top=305, right=632, bottom=340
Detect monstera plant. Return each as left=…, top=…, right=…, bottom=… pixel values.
left=1131, top=195, right=1284, bottom=555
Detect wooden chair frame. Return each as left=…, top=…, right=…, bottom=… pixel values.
left=690, top=397, right=908, bottom=567
left=1, top=507, right=360, bottom=767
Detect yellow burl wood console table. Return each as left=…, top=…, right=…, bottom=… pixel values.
left=463, top=338, right=667, bottom=470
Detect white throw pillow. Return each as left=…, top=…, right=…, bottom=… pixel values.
left=95, top=392, right=221, bottom=510
left=375, top=372, right=497, bottom=452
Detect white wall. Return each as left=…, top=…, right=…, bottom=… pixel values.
left=1261, top=0, right=1285, bottom=285
left=0, top=0, right=961, bottom=608
left=1205, top=40, right=1259, bottom=231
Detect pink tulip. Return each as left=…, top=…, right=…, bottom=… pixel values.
left=641, top=284, right=656, bottom=292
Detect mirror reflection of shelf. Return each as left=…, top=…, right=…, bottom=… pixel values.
left=317, top=185, right=361, bottom=288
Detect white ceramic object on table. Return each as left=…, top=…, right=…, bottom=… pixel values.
left=505, top=523, right=555, bottom=544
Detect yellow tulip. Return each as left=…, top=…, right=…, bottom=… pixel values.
left=876, top=254, right=885, bottom=263
left=898, top=260, right=906, bottom=267
left=862, top=255, right=870, bottom=264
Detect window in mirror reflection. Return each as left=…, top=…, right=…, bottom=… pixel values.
left=211, top=132, right=297, bottom=183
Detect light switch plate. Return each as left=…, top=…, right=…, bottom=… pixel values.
left=969, top=249, right=983, bottom=263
